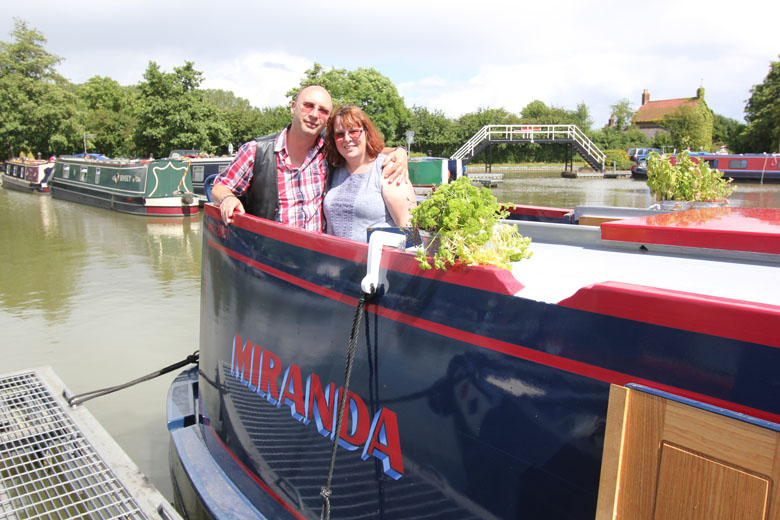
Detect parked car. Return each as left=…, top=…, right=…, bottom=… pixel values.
left=627, top=147, right=662, bottom=165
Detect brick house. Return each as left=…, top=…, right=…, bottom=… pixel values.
left=633, top=88, right=710, bottom=140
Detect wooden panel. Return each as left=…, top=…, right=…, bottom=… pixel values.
left=664, top=400, right=778, bottom=475
left=578, top=215, right=623, bottom=226
left=596, top=385, right=780, bottom=520
left=655, top=443, right=769, bottom=520
left=595, top=385, right=628, bottom=519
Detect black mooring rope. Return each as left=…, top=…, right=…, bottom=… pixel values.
left=64, top=351, right=199, bottom=406
left=321, top=289, right=374, bottom=520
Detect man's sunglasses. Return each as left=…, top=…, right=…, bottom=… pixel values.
left=299, top=102, right=331, bottom=120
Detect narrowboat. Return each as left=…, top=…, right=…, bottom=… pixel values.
left=51, top=156, right=199, bottom=217
left=168, top=203, right=780, bottom=519
left=632, top=152, right=780, bottom=182
left=185, top=156, right=232, bottom=200
left=2, top=157, right=55, bottom=193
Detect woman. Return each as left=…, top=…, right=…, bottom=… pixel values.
left=323, top=105, right=416, bottom=242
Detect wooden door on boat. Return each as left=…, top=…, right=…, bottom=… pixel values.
left=596, top=384, right=780, bottom=519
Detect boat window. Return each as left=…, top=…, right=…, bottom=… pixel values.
left=705, top=159, right=718, bottom=168
left=728, top=159, right=748, bottom=169
left=63, top=165, right=69, bottom=179
left=95, top=168, right=101, bottom=184
left=80, top=166, right=88, bottom=181
left=192, top=165, right=204, bottom=182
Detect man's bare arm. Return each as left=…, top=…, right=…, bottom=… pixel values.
left=381, top=147, right=409, bottom=186
left=212, top=183, right=245, bottom=225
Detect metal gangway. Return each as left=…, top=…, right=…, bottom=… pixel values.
left=451, top=124, right=606, bottom=172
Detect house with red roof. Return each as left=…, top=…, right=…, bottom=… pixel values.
left=633, top=88, right=711, bottom=140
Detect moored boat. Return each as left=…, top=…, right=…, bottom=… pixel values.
left=186, top=156, right=233, bottom=201
left=168, top=203, right=780, bottom=519
left=2, top=157, right=55, bottom=193
left=633, top=152, right=780, bottom=182
left=51, top=155, right=199, bottom=217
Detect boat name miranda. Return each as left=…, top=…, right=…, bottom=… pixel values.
left=230, top=333, right=405, bottom=479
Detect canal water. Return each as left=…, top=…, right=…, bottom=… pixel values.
left=2, top=171, right=779, bottom=502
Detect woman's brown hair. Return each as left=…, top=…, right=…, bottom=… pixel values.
left=324, top=105, right=385, bottom=167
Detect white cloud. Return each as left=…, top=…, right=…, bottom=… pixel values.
left=201, top=51, right=314, bottom=108
left=4, top=0, right=779, bottom=130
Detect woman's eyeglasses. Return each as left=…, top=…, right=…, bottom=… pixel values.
left=333, top=127, right=365, bottom=141
left=299, top=101, right=331, bottom=120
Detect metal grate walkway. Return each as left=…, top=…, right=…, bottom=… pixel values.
left=0, top=369, right=174, bottom=520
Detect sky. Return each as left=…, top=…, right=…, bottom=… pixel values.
left=4, top=0, right=780, bottom=130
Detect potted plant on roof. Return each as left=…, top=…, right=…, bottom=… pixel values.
left=409, top=176, right=533, bottom=270
left=646, top=150, right=736, bottom=210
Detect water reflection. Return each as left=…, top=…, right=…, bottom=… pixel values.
left=1, top=187, right=201, bottom=500
left=0, top=190, right=201, bottom=323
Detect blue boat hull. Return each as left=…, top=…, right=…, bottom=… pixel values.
left=168, top=206, right=780, bottom=519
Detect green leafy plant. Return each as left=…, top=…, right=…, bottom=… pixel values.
left=646, top=151, right=735, bottom=202
left=410, top=176, right=532, bottom=270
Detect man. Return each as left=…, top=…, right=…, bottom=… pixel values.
left=211, top=85, right=408, bottom=227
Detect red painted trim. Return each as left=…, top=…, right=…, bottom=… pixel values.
left=601, top=207, right=780, bottom=254
left=204, top=205, right=523, bottom=295
left=206, top=237, right=780, bottom=425
left=558, top=281, right=780, bottom=349
left=208, top=240, right=358, bottom=306
left=145, top=205, right=200, bottom=216
left=503, top=204, right=571, bottom=219
left=205, top=423, right=305, bottom=520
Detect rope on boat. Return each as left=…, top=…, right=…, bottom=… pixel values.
left=63, top=351, right=200, bottom=407
left=320, top=288, right=375, bottom=520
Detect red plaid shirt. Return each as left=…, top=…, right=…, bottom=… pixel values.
left=214, top=129, right=328, bottom=232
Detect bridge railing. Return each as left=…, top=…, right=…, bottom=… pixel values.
left=450, top=124, right=605, bottom=169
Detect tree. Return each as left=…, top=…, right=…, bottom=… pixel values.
left=609, top=99, right=635, bottom=131
left=289, top=64, right=410, bottom=145
left=0, top=19, right=81, bottom=159
left=202, top=89, right=292, bottom=151
left=711, top=113, right=744, bottom=152
left=134, top=61, right=230, bottom=158
left=408, top=106, right=456, bottom=157
left=740, top=57, right=780, bottom=153
left=77, top=76, right=138, bottom=157
left=660, top=104, right=713, bottom=152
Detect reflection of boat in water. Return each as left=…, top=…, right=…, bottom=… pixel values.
left=168, top=203, right=780, bottom=519
left=2, top=157, right=55, bottom=193
left=51, top=156, right=199, bottom=217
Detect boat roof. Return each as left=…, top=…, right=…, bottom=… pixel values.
left=510, top=208, right=780, bottom=307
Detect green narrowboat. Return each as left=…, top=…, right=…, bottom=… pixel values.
left=51, top=156, right=199, bottom=217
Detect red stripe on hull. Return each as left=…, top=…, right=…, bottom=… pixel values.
left=145, top=205, right=200, bottom=216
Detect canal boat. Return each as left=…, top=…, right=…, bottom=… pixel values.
left=632, top=152, right=780, bottom=182
left=186, top=156, right=232, bottom=200
left=51, top=156, right=199, bottom=217
left=2, top=157, right=55, bottom=193
left=168, top=203, right=780, bottom=519
left=169, top=151, right=233, bottom=200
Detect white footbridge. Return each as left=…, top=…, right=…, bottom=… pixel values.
left=451, top=125, right=606, bottom=172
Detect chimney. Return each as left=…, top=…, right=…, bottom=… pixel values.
left=697, top=87, right=705, bottom=99
left=641, top=89, right=650, bottom=106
